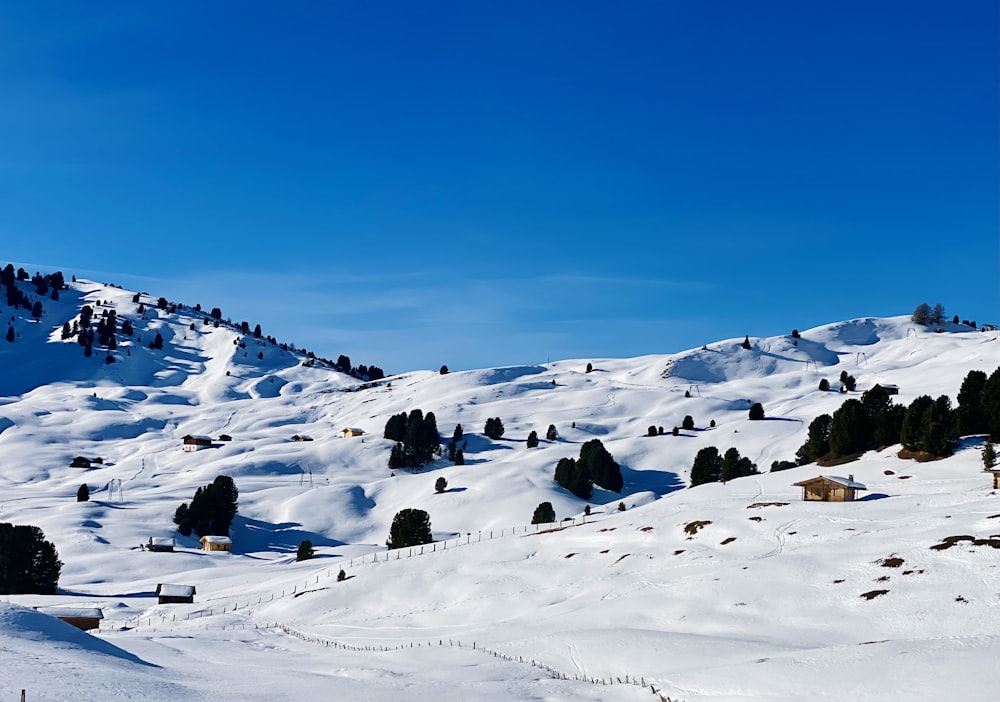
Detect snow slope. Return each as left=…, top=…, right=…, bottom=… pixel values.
left=1, top=278, right=998, bottom=701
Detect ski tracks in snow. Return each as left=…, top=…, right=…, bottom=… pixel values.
left=756, top=519, right=799, bottom=559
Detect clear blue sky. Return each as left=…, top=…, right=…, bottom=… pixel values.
left=2, top=1, right=997, bottom=373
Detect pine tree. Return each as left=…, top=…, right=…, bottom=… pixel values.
left=5, top=326, right=13, bottom=343
left=690, top=447, right=722, bottom=486
left=796, top=414, right=832, bottom=464
left=484, top=417, right=505, bottom=440
left=554, top=457, right=592, bottom=499
left=748, top=402, right=765, bottom=420
left=829, top=399, right=868, bottom=456
left=579, top=439, right=622, bottom=492
left=0, top=523, right=62, bottom=594
left=741, top=335, right=752, bottom=350
left=386, top=508, right=433, bottom=549
left=912, top=302, right=931, bottom=324
left=454, top=449, right=465, bottom=465
left=296, top=540, right=315, bottom=561
left=452, top=424, right=463, bottom=443
left=983, top=443, right=997, bottom=470
left=819, top=378, right=830, bottom=391
left=337, top=569, right=346, bottom=581
left=434, top=477, right=447, bottom=493
left=526, top=430, right=539, bottom=448
left=76, top=484, right=89, bottom=502
left=682, top=415, right=694, bottom=431
left=546, top=424, right=558, bottom=441
left=956, top=369, right=989, bottom=436
left=531, top=502, right=555, bottom=524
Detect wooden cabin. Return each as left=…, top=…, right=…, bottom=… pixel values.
left=182, top=435, right=213, bottom=452
left=218, top=434, right=232, bottom=442
left=342, top=427, right=365, bottom=438
left=69, top=456, right=93, bottom=468
left=793, top=474, right=867, bottom=502
left=990, top=470, right=1000, bottom=490
left=156, top=583, right=195, bottom=604
left=875, top=383, right=899, bottom=395
left=36, top=606, right=103, bottom=632
left=147, top=537, right=175, bottom=553
left=200, top=535, right=232, bottom=552
left=291, top=434, right=314, bottom=442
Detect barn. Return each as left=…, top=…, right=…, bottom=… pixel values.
left=35, top=606, right=104, bottom=632
left=156, top=584, right=196, bottom=604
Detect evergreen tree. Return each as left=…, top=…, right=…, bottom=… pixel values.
left=920, top=395, right=954, bottom=456
left=5, top=326, right=13, bottom=343
left=648, top=425, right=658, bottom=437
left=384, top=412, right=408, bottom=442
left=721, top=447, right=741, bottom=482
left=337, top=568, right=346, bottom=581
left=956, top=369, right=989, bottom=436
left=454, top=449, right=464, bottom=465
left=434, top=476, right=447, bottom=493
left=741, top=335, right=752, bottom=350
left=121, top=319, right=134, bottom=336
left=531, top=502, right=555, bottom=524
left=982, top=367, right=1000, bottom=441
left=546, top=424, right=558, bottom=441
left=554, top=457, right=592, bottom=499
left=0, top=523, right=62, bottom=595
left=900, top=395, right=934, bottom=451
left=76, top=484, right=89, bottom=502
left=61, top=321, right=71, bottom=340
left=386, top=508, right=433, bottom=549
left=253, top=324, right=262, bottom=339
left=439, top=365, right=449, bottom=375
left=748, top=402, right=765, bottom=420
left=173, top=503, right=191, bottom=536
left=796, top=414, right=832, bottom=464
left=526, top=430, right=539, bottom=448
left=819, top=378, right=830, bottom=391
left=296, top=540, right=315, bottom=561
left=484, top=417, right=505, bottom=440
left=175, top=476, right=238, bottom=537
left=983, top=443, right=997, bottom=470
left=452, top=424, right=463, bottom=443
left=829, top=399, right=868, bottom=456
left=31, top=301, right=43, bottom=319
left=690, top=447, right=722, bottom=486
left=682, top=415, right=694, bottom=431
left=579, top=438, right=622, bottom=492
left=387, top=443, right=405, bottom=470
left=585, top=362, right=593, bottom=373
left=912, top=302, right=931, bottom=324
left=151, top=332, right=164, bottom=350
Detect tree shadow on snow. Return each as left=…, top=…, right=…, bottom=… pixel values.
left=858, top=493, right=890, bottom=501
left=620, top=465, right=684, bottom=496
left=231, top=516, right=344, bottom=554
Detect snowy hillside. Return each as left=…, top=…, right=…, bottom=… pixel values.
left=1, top=277, right=998, bottom=701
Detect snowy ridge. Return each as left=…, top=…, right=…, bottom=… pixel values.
left=1, top=278, right=999, bottom=701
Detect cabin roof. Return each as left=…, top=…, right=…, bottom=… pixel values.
left=36, top=607, right=104, bottom=620
left=793, top=475, right=867, bottom=490
left=157, top=583, right=196, bottom=597
left=182, top=434, right=213, bottom=442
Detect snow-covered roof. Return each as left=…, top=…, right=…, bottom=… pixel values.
left=157, top=584, right=195, bottom=597
left=149, top=537, right=175, bottom=546
left=36, top=607, right=103, bottom=620
left=342, top=427, right=365, bottom=434
left=824, top=475, right=867, bottom=490
left=200, top=535, right=232, bottom=544
left=182, top=434, right=213, bottom=443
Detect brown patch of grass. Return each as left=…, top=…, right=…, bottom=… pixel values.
left=599, top=549, right=610, bottom=554
left=748, top=516, right=763, bottom=522
left=788, top=531, right=797, bottom=535
left=598, top=527, right=617, bottom=532
left=684, top=520, right=712, bottom=536
left=987, top=514, right=1000, bottom=520
left=747, top=502, right=789, bottom=509
left=955, top=596, right=968, bottom=603
left=875, top=575, right=890, bottom=582
left=898, top=475, right=912, bottom=480
left=877, top=555, right=905, bottom=568
left=833, top=579, right=845, bottom=584
left=883, top=469, right=895, bottom=475
left=673, top=549, right=685, bottom=556
left=639, top=526, right=654, bottom=532
left=564, top=553, right=577, bottom=558
left=817, top=452, right=862, bottom=467
left=928, top=535, right=1000, bottom=550
left=897, top=448, right=949, bottom=462
left=720, top=537, right=736, bottom=545
left=614, top=554, right=630, bottom=564
left=860, top=589, right=889, bottom=600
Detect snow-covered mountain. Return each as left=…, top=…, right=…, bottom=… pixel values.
left=1, top=277, right=998, bottom=702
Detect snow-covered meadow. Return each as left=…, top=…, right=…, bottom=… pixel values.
left=1, top=279, right=998, bottom=701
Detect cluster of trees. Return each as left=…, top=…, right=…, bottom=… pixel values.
left=0, top=522, right=62, bottom=594
left=690, top=446, right=758, bottom=486
left=532, top=501, right=555, bottom=524
left=554, top=439, right=623, bottom=499
left=386, top=508, right=433, bottom=549
left=2, top=265, right=66, bottom=342
left=333, top=354, right=386, bottom=381
left=385, top=410, right=441, bottom=469
left=912, top=302, right=946, bottom=325
left=173, top=475, right=239, bottom=537
left=791, top=369, right=1000, bottom=467
left=484, top=417, right=505, bottom=440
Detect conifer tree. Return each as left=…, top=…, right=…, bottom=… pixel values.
left=296, top=540, right=315, bottom=561
left=531, top=502, right=555, bottom=525
left=76, top=484, right=89, bottom=502
left=690, top=447, right=722, bottom=486
left=386, top=508, right=433, bottom=549
left=526, top=430, right=539, bottom=448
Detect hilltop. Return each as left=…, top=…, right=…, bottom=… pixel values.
left=1, top=273, right=998, bottom=701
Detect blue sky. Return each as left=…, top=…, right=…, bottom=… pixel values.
left=2, top=1, right=996, bottom=373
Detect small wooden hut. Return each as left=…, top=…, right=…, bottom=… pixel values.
left=342, top=427, right=365, bottom=438
left=36, top=606, right=104, bottom=632
left=200, top=535, right=232, bottom=552
left=793, top=474, right=867, bottom=502
left=156, top=584, right=195, bottom=604
left=990, top=470, right=1000, bottom=490
left=70, top=456, right=94, bottom=468
left=147, top=537, right=175, bottom=552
